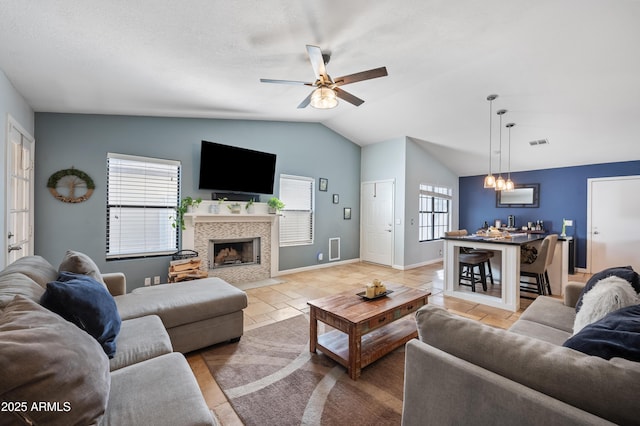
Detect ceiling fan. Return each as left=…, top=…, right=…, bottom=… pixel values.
left=260, top=45, right=388, bottom=109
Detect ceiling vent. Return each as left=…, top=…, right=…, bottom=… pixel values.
left=529, top=139, right=549, bottom=146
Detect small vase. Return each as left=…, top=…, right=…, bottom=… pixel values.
left=209, top=204, right=220, bottom=214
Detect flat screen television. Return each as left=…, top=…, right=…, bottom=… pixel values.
left=198, top=140, right=277, bottom=195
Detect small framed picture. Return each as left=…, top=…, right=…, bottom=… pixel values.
left=343, top=207, right=351, bottom=220
left=319, top=178, right=328, bottom=192
left=333, top=194, right=339, bottom=204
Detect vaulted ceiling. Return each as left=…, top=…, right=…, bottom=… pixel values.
left=1, top=1, right=639, bottom=175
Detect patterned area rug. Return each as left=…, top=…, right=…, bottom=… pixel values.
left=201, top=315, right=405, bottom=426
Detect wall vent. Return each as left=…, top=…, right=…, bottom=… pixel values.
left=329, top=237, right=341, bottom=261
left=529, top=139, right=549, bottom=146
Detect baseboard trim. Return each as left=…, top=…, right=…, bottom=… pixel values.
left=275, top=258, right=360, bottom=276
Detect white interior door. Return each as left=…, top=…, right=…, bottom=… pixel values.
left=361, top=180, right=394, bottom=266
left=588, top=176, right=640, bottom=272
left=5, top=117, right=35, bottom=265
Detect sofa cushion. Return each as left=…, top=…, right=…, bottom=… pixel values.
left=103, top=352, right=215, bottom=426
left=58, top=249, right=106, bottom=287
left=0, top=296, right=110, bottom=426
left=0, top=272, right=45, bottom=310
left=576, top=266, right=640, bottom=312
left=115, top=277, right=247, bottom=328
left=564, top=304, right=640, bottom=362
left=517, top=296, right=575, bottom=333
left=41, top=272, right=121, bottom=358
left=573, top=276, right=639, bottom=334
left=0, top=255, right=58, bottom=288
left=508, top=319, right=572, bottom=346
left=110, top=315, right=173, bottom=371
left=415, top=304, right=640, bottom=425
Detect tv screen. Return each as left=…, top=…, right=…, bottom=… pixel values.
left=198, top=141, right=277, bottom=194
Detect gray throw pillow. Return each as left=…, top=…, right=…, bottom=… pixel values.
left=0, top=296, right=110, bottom=426
left=58, top=249, right=106, bottom=287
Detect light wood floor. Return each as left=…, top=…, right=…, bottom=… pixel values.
left=186, top=261, right=591, bottom=425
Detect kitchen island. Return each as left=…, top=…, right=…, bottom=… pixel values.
left=443, top=233, right=546, bottom=312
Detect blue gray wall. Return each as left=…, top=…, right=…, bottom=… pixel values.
left=0, top=70, right=34, bottom=269
left=34, top=113, right=361, bottom=290
left=361, top=137, right=458, bottom=269
left=459, top=161, right=640, bottom=268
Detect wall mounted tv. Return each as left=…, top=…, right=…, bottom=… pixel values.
left=198, top=140, right=277, bottom=195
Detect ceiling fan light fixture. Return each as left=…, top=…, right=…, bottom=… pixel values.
left=310, top=87, right=338, bottom=109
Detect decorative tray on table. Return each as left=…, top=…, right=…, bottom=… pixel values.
left=356, top=290, right=394, bottom=300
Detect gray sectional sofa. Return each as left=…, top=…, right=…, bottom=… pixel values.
left=402, top=282, right=640, bottom=426
left=0, top=252, right=248, bottom=426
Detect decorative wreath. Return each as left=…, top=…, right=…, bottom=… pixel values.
left=47, top=168, right=95, bottom=203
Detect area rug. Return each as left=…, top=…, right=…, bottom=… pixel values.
left=201, top=315, right=405, bottom=426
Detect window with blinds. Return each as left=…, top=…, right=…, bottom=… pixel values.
left=106, top=153, right=180, bottom=259
left=279, top=174, right=314, bottom=247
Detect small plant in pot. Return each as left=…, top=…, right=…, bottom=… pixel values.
left=209, top=197, right=227, bottom=214
left=267, top=197, right=285, bottom=214
left=228, top=202, right=242, bottom=214
left=172, top=196, right=202, bottom=230
left=245, top=198, right=255, bottom=214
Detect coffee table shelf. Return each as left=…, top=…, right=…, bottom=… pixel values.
left=316, top=318, right=418, bottom=370
left=308, top=284, right=430, bottom=380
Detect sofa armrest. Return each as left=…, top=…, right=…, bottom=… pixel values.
left=402, top=339, right=610, bottom=426
left=102, top=272, right=126, bottom=296
left=563, top=281, right=586, bottom=308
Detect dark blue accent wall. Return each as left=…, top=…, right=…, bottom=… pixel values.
left=459, top=161, right=640, bottom=268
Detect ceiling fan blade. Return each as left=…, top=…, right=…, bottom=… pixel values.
left=334, top=67, right=388, bottom=86
left=334, top=87, right=365, bottom=106
left=260, top=78, right=313, bottom=86
left=306, top=45, right=328, bottom=81
left=297, top=91, right=314, bottom=109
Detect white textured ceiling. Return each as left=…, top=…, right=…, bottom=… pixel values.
left=1, top=0, right=639, bottom=176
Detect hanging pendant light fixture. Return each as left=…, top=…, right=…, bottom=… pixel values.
left=504, top=122, right=515, bottom=192
left=495, top=109, right=507, bottom=191
left=483, top=94, right=498, bottom=188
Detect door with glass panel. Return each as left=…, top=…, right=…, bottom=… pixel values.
left=5, top=117, right=35, bottom=265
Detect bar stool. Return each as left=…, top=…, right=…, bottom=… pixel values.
left=459, top=251, right=491, bottom=292
left=520, top=234, right=558, bottom=298
left=445, top=230, right=492, bottom=292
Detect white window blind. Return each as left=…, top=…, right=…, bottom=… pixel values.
left=279, top=175, right=314, bottom=247
left=106, top=153, right=180, bottom=259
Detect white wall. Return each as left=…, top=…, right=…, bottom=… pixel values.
left=0, top=69, right=34, bottom=269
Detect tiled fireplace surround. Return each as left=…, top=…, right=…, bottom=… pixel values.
left=182, top=207, right=279, bottom=284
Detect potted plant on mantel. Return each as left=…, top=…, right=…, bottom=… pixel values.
left=267, top=197, right=285, bottom=214
left=209, top=197, right=227, bottom=214
left=245, top=198, right=255, bottom=214
left=172, top=196, right=202, bottom=231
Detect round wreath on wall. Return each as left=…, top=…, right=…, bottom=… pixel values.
left=47, top=167, right=95, bottom=203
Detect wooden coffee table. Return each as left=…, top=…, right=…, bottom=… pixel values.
left=307, top=284, right=430, bottom=380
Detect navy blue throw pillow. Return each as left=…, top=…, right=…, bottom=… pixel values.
left=575, top=266, right=640, bottom=312
left=563, top=304, right=640, bottom=362
left=41, top=272, right=121, bottom=358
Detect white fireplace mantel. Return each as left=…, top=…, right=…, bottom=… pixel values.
left=181, top=211, right=279, bottom=279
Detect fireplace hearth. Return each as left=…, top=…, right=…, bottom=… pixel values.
left=209, top=237, right=260, bottom=268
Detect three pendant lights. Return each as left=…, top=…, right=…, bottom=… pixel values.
left=483, top=94, right=515, bottom=192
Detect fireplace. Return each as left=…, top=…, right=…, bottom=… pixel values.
left=209, top=237, right=260, bottom=269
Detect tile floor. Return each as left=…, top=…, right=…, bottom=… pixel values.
left=186, top=261, right=591, bottom=425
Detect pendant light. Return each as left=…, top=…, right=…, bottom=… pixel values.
left=495, top=109, right=507, bottom=191
left=483, top=94, right=498, bottom=188
left=504, top=122, right=515, bottom=192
